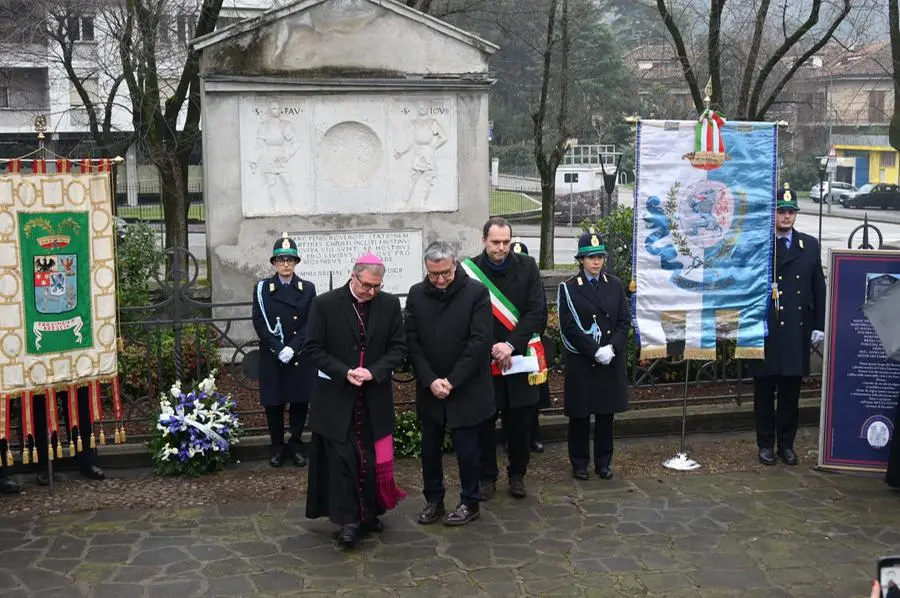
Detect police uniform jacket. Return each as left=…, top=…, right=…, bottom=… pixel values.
left=304, top=284, right=407, bottom=443
left=251, top=274, right=316, bottom=406
left=405, top=265, right=496, bottom=430
left=469, top=251, right=548, bottom=410
left=558, top=269, right=631, bottom=417
left=748, top=230, right=826, bottom=378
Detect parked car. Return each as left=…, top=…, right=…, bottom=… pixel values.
left=841, top=183, right=900, bottom=209
left=809, top=181, right=856, bottom=204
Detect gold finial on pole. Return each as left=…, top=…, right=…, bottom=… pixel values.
left=703, top=77, right=713, bottom=111
left=33, top=114, right=47, bottom=141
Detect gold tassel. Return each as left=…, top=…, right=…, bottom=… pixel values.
left=629, top=279, right=636, bottom=293
left=5, top=449, right=13, bottom=466
left=47, top=443, right=54, bottom=461
left=22, top=449, right=29, bottom=465
left=99, top=429, right=106, bottom=446
left=56, top=443, right=63, bottom=460
left=76, top=436, right=83, bottom=453
left=114, top=427, right=121, bottom=444
left=69, top=442, right=76, bottom=457
left=90, top=433, right=96, bottom=449
left=117, top=337, right=124, bottom=352
left=31, top=447, right=38, bottom=464
left=120, top=427, right=126, bottom=443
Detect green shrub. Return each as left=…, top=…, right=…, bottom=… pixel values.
left=116, top=221, right=164, bottom=315
left=393, top=410, right=453, bottom=458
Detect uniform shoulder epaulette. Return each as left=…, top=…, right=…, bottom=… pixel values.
left=296, top=280, right=303, bottom=291
left=566, top=274, right=583, bottom=287
left=268, top=281, right=276, bottom=293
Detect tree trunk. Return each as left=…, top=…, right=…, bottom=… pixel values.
left=158, top=154, right=191, bottom=281
left=539, top=182, right=556, bottom=269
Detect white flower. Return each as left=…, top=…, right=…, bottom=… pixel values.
left=198, top=375, right=216, bottom=394
left=170, top=381, right=182, bottom=398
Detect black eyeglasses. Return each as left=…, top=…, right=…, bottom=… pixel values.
left=274, top=257, right=297, bottom=265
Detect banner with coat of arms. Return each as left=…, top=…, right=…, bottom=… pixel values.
left=0, top=160, right=124, bottom=461
left=633, top=118, right=776, bottom=360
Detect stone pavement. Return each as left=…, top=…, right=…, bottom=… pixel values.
left=2, top=459, right=899, bottom=598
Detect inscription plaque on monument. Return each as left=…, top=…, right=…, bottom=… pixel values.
left=290, top=229, right=423, bottom=295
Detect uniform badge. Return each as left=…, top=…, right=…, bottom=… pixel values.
left=513, top=243, right=522, bottom=254
left=297, top=281, right=303, bottom=290
left=590, top=235, right=600, bottom=247
left=268, top=282, right=275, bottom=292
left=798, top=238, right=804, bottom=250
left=784, top=190, right=792, bottom=202
left=602, top=274, right=608, bottom=283
left=576, top=277, right=583, bottom=286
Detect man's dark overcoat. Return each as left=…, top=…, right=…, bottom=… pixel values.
left=405, top=265, right=495, bottom=430
left=467, top=251, right=547, bottom=409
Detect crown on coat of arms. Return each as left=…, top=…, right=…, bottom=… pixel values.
left=37, top=235, right=70, bottom=249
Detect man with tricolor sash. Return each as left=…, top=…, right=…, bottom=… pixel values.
left=462, top=217, right=548, bottom=499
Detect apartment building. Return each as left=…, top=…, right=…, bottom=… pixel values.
left=0, top=0, right=278, bottom=198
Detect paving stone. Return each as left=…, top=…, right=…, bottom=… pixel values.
left=1, top=550, right=46, bottom=569
left=109, top=565, right=159, bottom=583
left=184, top=543, right=234, bottom=562
left=17, top=568, right=71, bottom=592
left=33, top=559, right=81, bottom=575
left=205, top=575, right=255, bottom=596
left=30, top=588, right=86, bottom=598
left=250, top=570, right=304, bottom=593
left=89, top=533, right=142, bottom=546
left=691, top=568, right=775, bottom=589
left=146, top=579, right=204, bottom=598
left=87, top=583, right=145, bottom=598
left=131, top=547, right=188, bottom=567
left=228, top=541, right=279, bottom=557
left=83, top=546, right=131, bottom=564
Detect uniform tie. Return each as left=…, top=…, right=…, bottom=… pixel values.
left=590, top=278, right=599, bottom=291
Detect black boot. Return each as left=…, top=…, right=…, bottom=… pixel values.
left=0, top=477, right=21, bottom=494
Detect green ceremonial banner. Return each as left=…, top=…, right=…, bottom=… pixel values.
left=18, top=212, right=93, bottom=355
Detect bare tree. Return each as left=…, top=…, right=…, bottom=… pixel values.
left=890, top=0, right=900, bottom=154
left=657, top=0, right=852, bottom=120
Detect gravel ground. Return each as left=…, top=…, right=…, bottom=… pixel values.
left=0, top=428, right=844, bottom=519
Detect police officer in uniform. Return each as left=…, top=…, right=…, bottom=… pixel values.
left=252, top=233, right=317, bottom=468
left=749, top=184, right=826, bottom=466
left=557, top=231, right=631, bottom=480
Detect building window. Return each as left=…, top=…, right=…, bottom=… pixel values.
left=813, top=92, right=826, bottom=122
left=868, top=90, right=886, bottom=123
left=0, top=87, right=8, bottom=108
left=66, top=15, right=95, bottom=42
left=882, top=151, right=896, bottom=168
left=69, top=77, right=99, bottom=125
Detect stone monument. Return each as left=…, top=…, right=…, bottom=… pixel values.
left=193, top=0, right=496, bottom=328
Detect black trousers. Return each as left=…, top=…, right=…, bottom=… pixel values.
left=753, top=375, right=801, bottom=450
left=32, top=387, right=96, bottom=469
left=265, top=403, right=308, bottom=454
left=478, top=405, right=533, bottom=481
left=568, top=413, right=614, bottom=471
left=421, top=419, right=481, bottom=508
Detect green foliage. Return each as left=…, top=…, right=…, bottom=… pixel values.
left=582, top=204, right=634, bottom=283
left=780, top=154, right=822, bottom=192
left=116, top=221, right=164, bottom=312
left=119, top=325, right=221, bottom=399
left=392, top=410, right=453, bottom=458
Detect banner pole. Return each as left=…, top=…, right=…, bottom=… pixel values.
left=663, top=358, right=701, bottom=471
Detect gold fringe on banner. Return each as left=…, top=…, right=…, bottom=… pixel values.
left=5, top=449, right=13, bottom=466
left=735, top=346, right=766, bottom=360
left=56, top=443, right=63, bottom=460
left=684, top=348, right=717, bottom=360
left=640, top=346, right=669, bottom=360
left=47, top=443, right=54, bottom=461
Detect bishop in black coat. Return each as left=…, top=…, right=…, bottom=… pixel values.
left=304, top=259, right=407, bottom=548
left=252, top=234, right=316, bottom=467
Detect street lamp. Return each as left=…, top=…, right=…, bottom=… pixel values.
left=817, top=154, right=830, bottom=246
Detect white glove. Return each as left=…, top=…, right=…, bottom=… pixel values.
left=811, top=330, right=825, bottom=346
left=594, top=345, right=615, bottom=365
left=278, top=346, right=295, bottom=363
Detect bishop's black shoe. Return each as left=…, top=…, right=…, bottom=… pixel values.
left=443, top=503, right=480, bottom=527
left=530, top=440, right=545, bottom=453
left=596, top=467, right=613, bottom=480
left=573, top=468, right=589, bottom=481
left=417, top=502, right=446, bottom=525
left=336, top=524, right=361, bottom=549
left=290, top=452, right=307, bottom=467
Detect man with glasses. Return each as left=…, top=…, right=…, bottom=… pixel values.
left=305, top=250, right=408, bottom=549
left=463, top=217, right=547, bottom=499
left=749, top=183, right=826, bottom=466
left=252, top=233, right=317, bottom=468
left=405, top=241, right=494, bottom=527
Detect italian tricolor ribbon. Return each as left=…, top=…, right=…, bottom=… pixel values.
left=695, top=108, right=726, bottom=155
left=461, top=258, right=548, bottom=385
